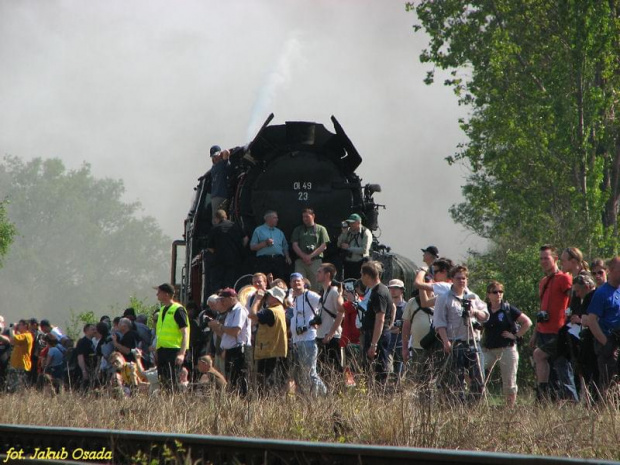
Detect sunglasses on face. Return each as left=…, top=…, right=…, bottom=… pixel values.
left=489, top=290, right=504, bottom=295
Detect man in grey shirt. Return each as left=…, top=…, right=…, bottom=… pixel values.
left=434, top=265, right=488, bottom=402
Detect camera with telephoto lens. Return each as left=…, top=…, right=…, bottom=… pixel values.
left=536, top=311, right=550, bottom=323
left=296, top=326, right=308, bottom=336
left=461, top=298, right=472, bottom=318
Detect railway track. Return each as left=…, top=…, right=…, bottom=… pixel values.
left=0, top=424, right=614, bottom=465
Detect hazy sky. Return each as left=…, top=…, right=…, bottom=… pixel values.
left=0, top=0, right=485, bottom=272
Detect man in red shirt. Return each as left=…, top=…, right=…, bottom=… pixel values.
left=529, top=245, right=577, bottom=400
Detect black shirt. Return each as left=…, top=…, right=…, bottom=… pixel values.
left=482, top=303, right=522, bottom=349
left=362, top=283, right=393, bottom=332
left=207, top=219, right=245, bottom=265
left=119, top=330, right=140, bottom=362
left=75, top=336, right=96, bottom=369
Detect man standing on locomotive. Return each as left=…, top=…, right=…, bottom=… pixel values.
left=291, top=208, right=330, bottom=291
left=250, top=210, right=292, bottom=281
left=338, top=213, right=372, bottom=280
left=209, top=145, right=231, bottom=225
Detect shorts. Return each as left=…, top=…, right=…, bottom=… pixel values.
left=536, top=332, right=558, bottom=359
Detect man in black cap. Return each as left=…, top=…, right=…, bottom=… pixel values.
left=421, top=246, right=439, bottom=275
left=154, top=283, right=189, bottom=391
left=208, top=288, right=251, bottom=396
left=209, top=145, right=231, bottom=224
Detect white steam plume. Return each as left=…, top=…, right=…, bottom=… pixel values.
left=246, top=32, right=303, bottom=141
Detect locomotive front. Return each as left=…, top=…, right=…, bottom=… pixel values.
left=171, top=115, right=417, bottom=308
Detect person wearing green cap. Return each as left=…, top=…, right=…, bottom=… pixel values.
left=337, top=213, right=372, bottom=280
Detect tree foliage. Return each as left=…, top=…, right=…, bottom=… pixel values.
left=410, top=0, right=620, bottom=257
left=0, top=156, right=170, bottom=323
left=0, top=199, right=16, bottom=266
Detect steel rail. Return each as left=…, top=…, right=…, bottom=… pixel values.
left=0, top=424, right=616, bottom=465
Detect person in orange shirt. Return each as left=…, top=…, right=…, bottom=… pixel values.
left=7, top=319, right=34, bottom=392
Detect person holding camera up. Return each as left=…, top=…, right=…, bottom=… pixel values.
left=248, top=286, right=289, bottom=395
left=289, top=272, right=327, bottom=396
left=434, top=265, right=489, bottom=402
left=291, top=208, right=330, bottom=291
left=338, top=213, right=372, bottom=280
left=529, top=245, right=575, bottom=402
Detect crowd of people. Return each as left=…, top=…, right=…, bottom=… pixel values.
left=1, top=239, right=618, bottom=405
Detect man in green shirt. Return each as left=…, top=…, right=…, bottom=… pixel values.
left=291, top=208, right=330, bottom=291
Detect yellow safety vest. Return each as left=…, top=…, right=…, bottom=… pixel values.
left=156, top=302, right=189, bottom=349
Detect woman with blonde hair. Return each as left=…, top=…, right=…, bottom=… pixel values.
left=481, top=281, right=532, bottom=406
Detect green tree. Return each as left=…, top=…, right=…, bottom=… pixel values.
left=410, top=0, right=620, bottom=257
left=0, top=199, right=16, bottom=266
left=0, top=156, right=170, bottom=323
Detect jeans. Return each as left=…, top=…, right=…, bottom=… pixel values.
left=293, top=340, right=327, bottom=396
left=450, top=341, right=484, bottom=402
left=363, top=329, right=391, bottom=383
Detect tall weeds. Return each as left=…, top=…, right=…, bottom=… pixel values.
left=0, top=385, right=618, bottom=460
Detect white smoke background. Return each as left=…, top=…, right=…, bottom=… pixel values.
left=0, top=0, right=487, bottom=322
left=247, top=32, right=304, bottom=141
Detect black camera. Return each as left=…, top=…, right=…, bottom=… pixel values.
left=296, top=326, right=308, bottom=335
left=393, top=320, right=403, bottom=329
left=309, top=315, right=322, bottom=326
left=305, top=244, right=316, bottom=253
left=536, top=311, right=550, bottom=323
left=461, top=298, right=472, bottom=318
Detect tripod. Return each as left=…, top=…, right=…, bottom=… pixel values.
left=461, top=304, right=487, bottom=402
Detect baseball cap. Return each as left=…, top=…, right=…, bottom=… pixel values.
left=266, top=287, right=286, bottom=304
left=421, top=246, right=439, bottom=257
left=210, top=145, right=221, bottom=156
left=388, top=279, right=405, bottom=289
left=345, top=213, right=362, bottom=223
left=217, top=288, right=237, bottom=298
left=290, top=272, right=304, bottom=280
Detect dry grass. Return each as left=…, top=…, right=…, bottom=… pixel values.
left=1, top=382, right=619, bottom=461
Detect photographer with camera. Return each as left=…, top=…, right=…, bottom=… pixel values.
left=291, top=208, right=330, bottom=291
left=434, top=265, right=488, bottom=402
left=338, top=214, right=372, bottom=280
left=529, top=245, right=575, bottom=402
left=208, top=288, right=251, bottom=396
left=289, top=272, right=327, bottom=396
left=387, top=279, right=407, bottom=380
left=248, top=286, right=288, bottom=395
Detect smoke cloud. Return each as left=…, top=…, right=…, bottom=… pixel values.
left=0, top=0, right=486, bottom=321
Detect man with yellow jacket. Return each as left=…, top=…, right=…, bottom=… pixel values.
left=249, top=286, right=288, bottom=394
left=155, top=283, right=189, bottom=390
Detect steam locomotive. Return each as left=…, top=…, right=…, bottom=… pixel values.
left=170, top=114, right=419, bottom=308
